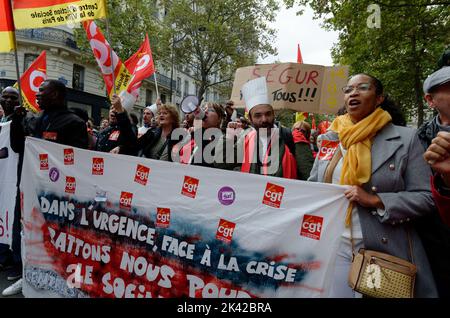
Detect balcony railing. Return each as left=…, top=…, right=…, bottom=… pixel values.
left=149, top=73, right=176, bottom=91
left=16, top=28, right=79, bottom=50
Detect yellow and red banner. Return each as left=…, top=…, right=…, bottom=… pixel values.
left=14, top=51, right=47, bottom=113
left=0, top=0, right=15, bottom=52
left=83, top=20, right=131, bottom=100
left=12, top=0, right=107, bottom=30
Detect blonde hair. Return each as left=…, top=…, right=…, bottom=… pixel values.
left=292, top=121, right=311, bottom=139
left=158, top=104, right=180, bottom=130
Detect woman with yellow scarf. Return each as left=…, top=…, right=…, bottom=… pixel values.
left=308, top=74, right=437, bottom=298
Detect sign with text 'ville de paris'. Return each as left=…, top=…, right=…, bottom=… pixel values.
left=231, top=63, right=349, bottom=115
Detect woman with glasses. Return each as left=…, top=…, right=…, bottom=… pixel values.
left=308, top=73, right=437, bottom=298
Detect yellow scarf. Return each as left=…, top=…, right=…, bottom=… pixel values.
left=329, top=107, right=392, bottom=226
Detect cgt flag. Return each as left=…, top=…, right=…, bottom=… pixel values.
left=14, top=51, right=47, bottom=113
left=125, top=34, right=155, bottom=94
left=0, top=0, right=15, bottom=52
left=83, top=20, right=132, bottom=101
left=12, top=0, right=107, bottom=30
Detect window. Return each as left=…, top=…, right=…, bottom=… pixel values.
left=72, top=64, right=85, bottom=91
left=146, top=89, right=153, bottom=106
left=24, top=54, right=39, bottom=72
left=184, top=80, right=189, bottom=97
left=176, top=77, right=181, bottom=96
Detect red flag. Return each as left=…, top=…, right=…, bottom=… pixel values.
left=125, top=34, right=155, bottom=94
left=15, top=51, right=47, bottom=113
left=318, top=120, right=331, bottom=135
left=0, top=0, right=15, bottom=52
left=297, top=43, right=304, bottom=64
left=311, top=116, right=317, bottom=131
left=83, top=20, right=132, bottom=99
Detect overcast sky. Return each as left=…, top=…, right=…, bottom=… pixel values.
left=257, top=4, right=340, bottom=66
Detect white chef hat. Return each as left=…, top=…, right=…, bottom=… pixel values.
left=241, top=76, right=270, bottom=113
left=146, top=104, right=158, bottom=116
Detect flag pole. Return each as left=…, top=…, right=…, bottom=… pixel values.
left=104, top=10, right=116, bottom=96
left=154, top=72, right=160, bottom=99
left=9, top=0, right=23, bottom=106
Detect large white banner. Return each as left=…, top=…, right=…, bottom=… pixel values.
left=0, top=122, right=18, bottom=246
left=21, top=137, right=349, bottom=298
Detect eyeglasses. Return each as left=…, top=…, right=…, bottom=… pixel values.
left=342, top=83, right=372, bottom=94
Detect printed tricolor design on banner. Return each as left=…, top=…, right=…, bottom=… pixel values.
left=12, top=0, right=107, bottom=29
left=0, top=0, right=15, bottom=53
left=21, top=137, right=350, bottom=298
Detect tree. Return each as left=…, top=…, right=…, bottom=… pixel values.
left=160, top=0, right=279, bottom=102
left=284, top=0, right=450, bottom=126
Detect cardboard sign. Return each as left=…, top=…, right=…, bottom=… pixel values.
left=231, top=63, right=349, bottom=115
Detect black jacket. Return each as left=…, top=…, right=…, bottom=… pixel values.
left=417, top=117, right=450, bottom=298
left=138, top=127, right=182, bottom=161
left=96, top=112, right=138, bottom=156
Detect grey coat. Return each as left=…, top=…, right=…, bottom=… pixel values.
left=308, top=123, right=438, bottom=298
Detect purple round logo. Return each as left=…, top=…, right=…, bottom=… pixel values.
left=49, top=168, right=60, bottom=182
left=218, top=187, right=236, bottom=206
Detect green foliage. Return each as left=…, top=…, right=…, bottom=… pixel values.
left=160, top=0, right=279, bottom=101
left=284, top=0, right=450, bottom=126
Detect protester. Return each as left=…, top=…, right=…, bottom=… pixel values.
left=138, top=104, right=158, bottom=138
left=95, top=94, right=138, bottom=156
left=418, top=65, right=450, bottom=298
left=292, top=121, right=315, bottom=180
left=5, top=80, right=89, bottom=296
left=0, top=105, right=4, bottom=122
left=0, top=87, right=21, bottom=296
left=137, top=104, right=181, bottom=161
left=308, top=73, right=437, bottom=298
left=215, top=76, right=312, bottom=180
left=129, top=112, right=139, bottom=137
left=177, top=102, right=228, bottom=167
left=70, top=107, right=97, bottom=150
left=100, top=118, right=109, bottom=131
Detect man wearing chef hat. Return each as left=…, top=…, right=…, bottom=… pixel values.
left=138, top=103, right=158, bottom=138
left=215, top=76, right=312, bottom=179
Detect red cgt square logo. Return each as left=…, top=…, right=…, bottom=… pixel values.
left=92, top=158, right=104, bottom=175
left=216, top=219, right=236, bottom=244
left=64, top=148, right=74, bottom=165
left=156, top=208, right=171, bottom=228
left=39, top=154, right=49, bottom=170
left=120, top=191, right=133, bottom=210
left=318, top=140, right=339, bottom=161
left=134, top=164, right=150, bottom=186
left=65, top=176, right=76, bottom=194
left=181, top=176, right=199, bottom=199
left=300, top=215, right=324, bottom=241
left=262, top=183, right=285, bottom=208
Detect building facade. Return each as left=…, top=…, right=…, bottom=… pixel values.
left=0, top=25, right=225, bottom=126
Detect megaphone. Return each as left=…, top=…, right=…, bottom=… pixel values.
left=180, top=95, right=204, bottom=120
left=180, top=95, right=199, bottom=113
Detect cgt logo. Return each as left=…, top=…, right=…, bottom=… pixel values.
left=92, top=158, right=104, bottom=175
left=120, top=192, right=133, bottom=210
left=134, top=164, right=150, bottom=186
left=156, top=208, right=170, bottom=228
left=181, top=176, right=199, bottom=199
left=65, top=177, right=76, bottom=194
left=64, top=148, right=75, bottom=165
left=318, top=141, right=339, bottom=161
left=300, top=215, right=324, bottom=241
left=262, top=183, right=285, bottom=208
left=216, top=219, right=236, bottom=244
left=39, top=154, right=49, bottom=170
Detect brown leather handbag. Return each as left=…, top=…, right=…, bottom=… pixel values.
left=348, top=248, right=417, bottom=298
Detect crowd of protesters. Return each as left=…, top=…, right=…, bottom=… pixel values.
left=1, top=50, right=450, bottom=298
